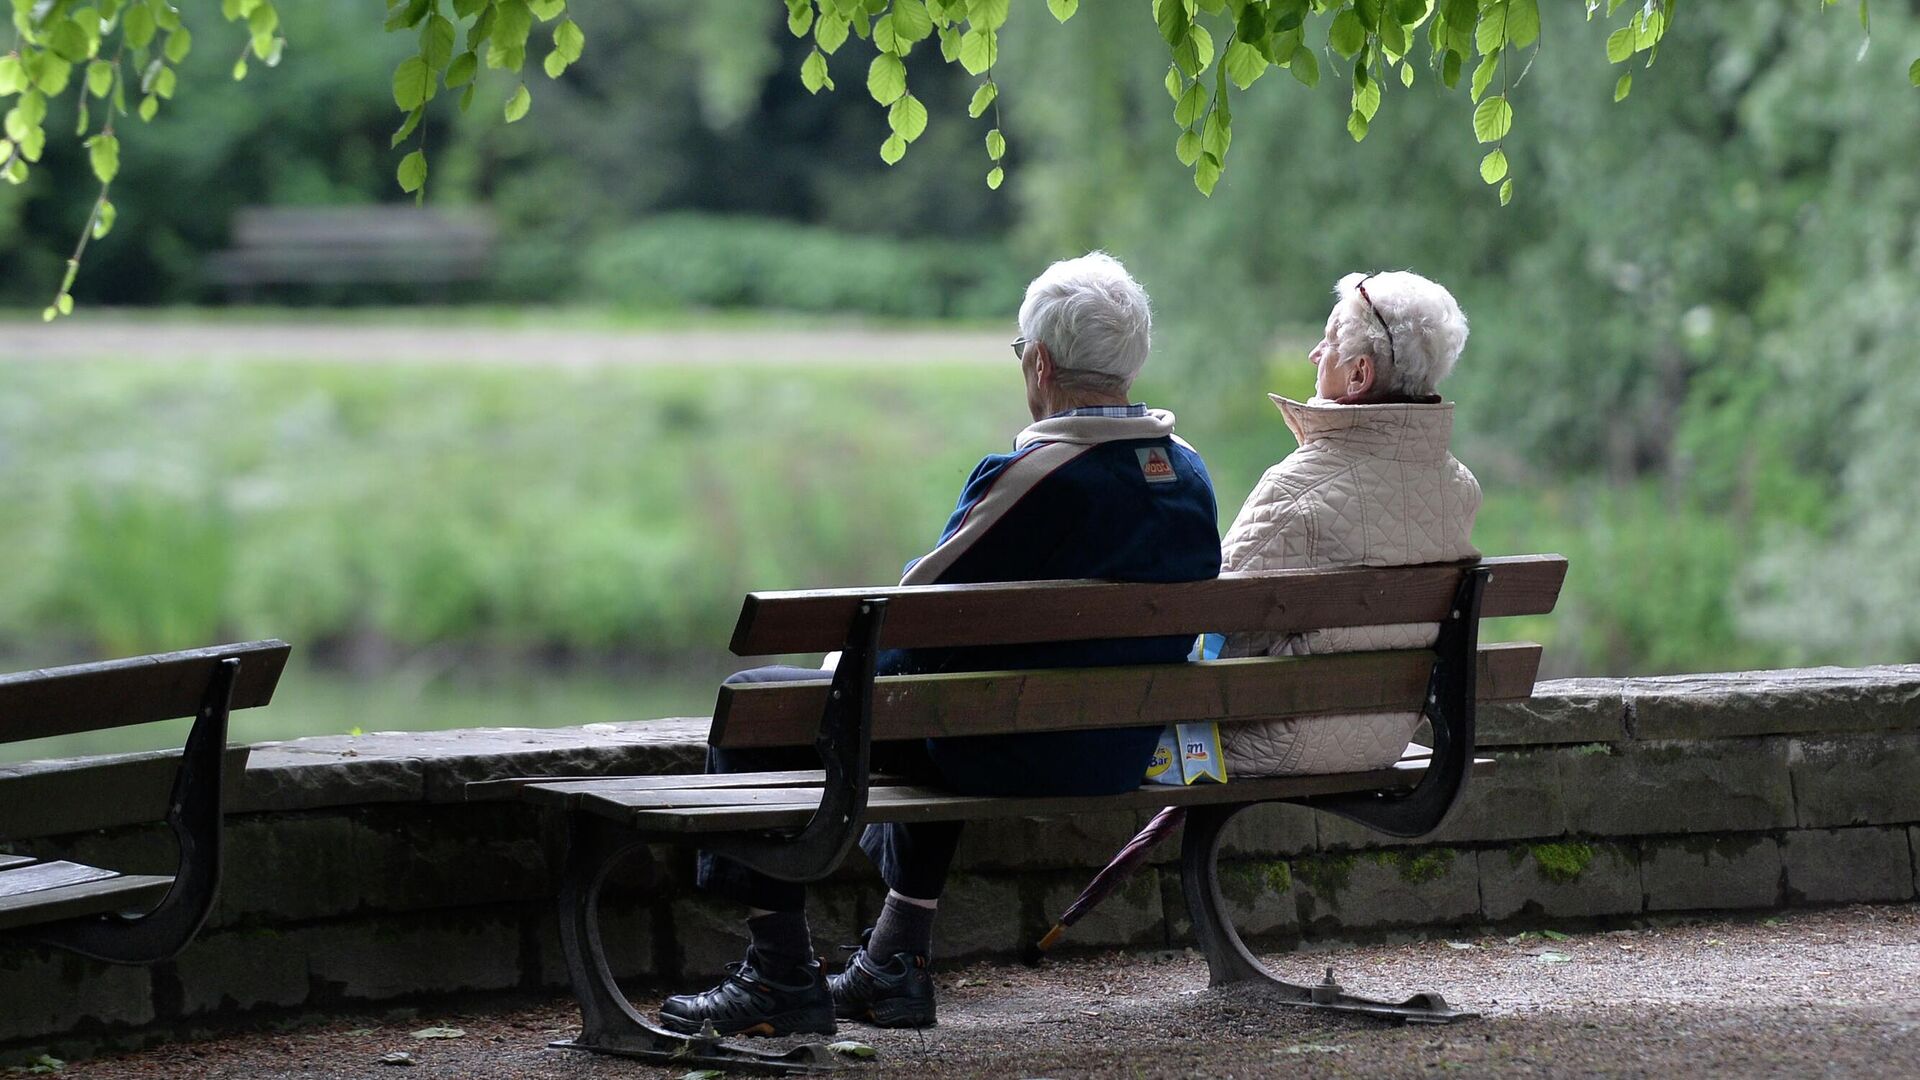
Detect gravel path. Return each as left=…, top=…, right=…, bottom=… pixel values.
left=59, top=903, right=1920, bottom=1078
left=0, top=317, right=1006, bottom=366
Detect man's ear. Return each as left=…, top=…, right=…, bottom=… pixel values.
left=1031, top=342, right=1054, bottom=386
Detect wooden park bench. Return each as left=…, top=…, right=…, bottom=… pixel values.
left=478, top=556, right=1565, bottom=1073
left=204, top=207, right=495, bottom=299
left=0, top=641, right=289, bottom=963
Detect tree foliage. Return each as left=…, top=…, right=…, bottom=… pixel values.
left=0, top=0, right=1909, bottom=318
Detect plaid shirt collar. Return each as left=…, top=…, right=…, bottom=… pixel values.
left=1047, top=403, right=1150, bottom=420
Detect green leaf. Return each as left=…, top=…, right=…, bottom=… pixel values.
left=1347, top=108, right=1368, bottom=141
left=801, top=48, right=833, bottom=92
left=504, top=83, right=531, bottom=122
left=460, top=83, right=476, bottom=111
left=88, top=132, right=118, bottom=183
left=1223, top=40, right=1267, bottom=90
left=386, top=0, right=430, bottom=31
left=494, top=0, right=534, bottom=48
left=1475, top=2, right=1506, bottom=55
left=1194, top=151, right=1221, bottom=195
left=1506, top=0, right=1540, bottom=48
left=1202, top=108, right=1230, bottom=159
left=0, top=55, right=22, bottom=95
left=1354, top=64, right=1381, bottom=119
left=1440, top=47, right=1461, bottom=88
left=1613, top=70, right=1632, bottom=101
left=970, top=0, right=1010, bottom=30
left=249, top=3, right=281, bottom=38
left=1047, top=0, right=1077, bottom=22
left=985, top=127, right=1005, bottom=159
left=1174, top=82, right=1205, bottom=126
left=393, top=56, right=434, bottom=111
left=1174, top=128, right=1201, bottom=166
left=1473, top=94, right=1512, bottom=142
left=392, top=106, right=424, bottom=147
left=123, top=4, right=155, bottom=48
left=1165, top=64, right=1182, bottom=102
left=92, top=198, right=115, bottom=239
left=397, top=148, right=428, bottom=193
left=879, top=131, right=906, bottom=164
left=1498, top=176, right=1513, bottom=205
left=867, top=53, right=906, bottom=104
left=889, top=93, right=927, bottom=142
left=154, top=65, right=176, bottom=99
left=1289, top=46, right=1319, bottom=87
left=1605, top=26, right=1633, bottom=64
left=447, top=51, right=478, bottom=87
left=165, top=26, right=193, bottom=64
left=967, top=80, right=996, bottom=118
left=1471, top=46, right=1499, bottom=102
left=423, top=15, right=456, bottom=70
left=892, top=0, right=933, bottom=41
left=138, top=93, right=157, bottom=121
left=1479, top=147, right=1507, bottom=183
left=958, top=27, right=996, bottom=75
left=787, top=1, right=813, bottom=37
left=1329, top=10, right=1365, bottom=58
left=554, top=18, right=584, bottom=62
left=985, top=164, right=1003, bottom=189
left=1908, top=57, right=1919, bottom=86
left=86, top=60, right=114, bottom=98
left=529, top=0, right=565, bottom=19
left=816, top=14, right=850, bottom=54
left=1400, top=61, right=1414, bottom=88
left=1155, top=0, right=1187, bottom=46
left=827, top=1042, right=877, bottom=1061
left=232, top=56, right=248, bottom=80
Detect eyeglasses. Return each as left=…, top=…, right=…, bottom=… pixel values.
left=1354, top=276, right=1395, bottom=366
left=1010, top=337, right=1030, bottom=360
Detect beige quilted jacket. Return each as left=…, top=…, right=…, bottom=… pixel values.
left=1219, top=395, right=1481, bottom=777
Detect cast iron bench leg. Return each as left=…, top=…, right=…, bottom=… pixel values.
left=35, top=658, right=240, bottom=964
left=551, top=814, right=836, bottom=1073
left=1179, top=802, right=1473, bottom=1024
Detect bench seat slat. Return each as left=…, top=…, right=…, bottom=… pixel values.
left=0, top=871, right=174, bottom=933
left=569, top=757, right=1494, bottom=833
left=730, top=555, right=1566, bottom=656
left=712, top=642, right=1540, bottom=750
left=0, top=640, right=291, bottom=745
left=0, top=854, right=35, bottom=870
left=491, top=771, right=912, bottom=808
left=0, top=860, right=118, bottom=898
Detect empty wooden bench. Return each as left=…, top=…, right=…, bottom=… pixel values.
left=204, top=207, right=495, bottom=298
left=0, top=641, right=290, bottom=963
left=480, top=556, right=1565, bottom=1073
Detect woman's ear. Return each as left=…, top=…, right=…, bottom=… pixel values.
left=1339, top=354, right=1377, bottom=403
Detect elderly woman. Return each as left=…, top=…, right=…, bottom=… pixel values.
left=1218, top=271, right=1480, bottom=777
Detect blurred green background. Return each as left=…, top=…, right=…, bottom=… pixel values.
left=2, top=1, right=1916, bottom=760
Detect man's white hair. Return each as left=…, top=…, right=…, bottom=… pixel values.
left=1331, top=270, right=1469, bottom=397
left=1017, top=251, right=1152, bottom=389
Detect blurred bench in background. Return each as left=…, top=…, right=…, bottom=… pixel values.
left=206, top=207, right=495, bottom=300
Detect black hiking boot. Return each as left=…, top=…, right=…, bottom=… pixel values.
left=658, top=958, right=836, bottom=1038
left=829, top=939, right=936, bottom=1028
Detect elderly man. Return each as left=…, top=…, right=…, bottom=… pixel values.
left=659, top=252, right=1222, bottom=1037
left=1217, top=270, right=1480, bottom=778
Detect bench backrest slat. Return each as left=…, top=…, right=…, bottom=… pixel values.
left=728, top=554, right=1565, bottom=656
left=0, top=640, right=291, bottom=746
left=710, top=641, right=1540, bottom=749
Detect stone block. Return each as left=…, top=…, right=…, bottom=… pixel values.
left=667, top=883, right=865, bottom=981
left=210, top=813, right=366, bottom=927
left=953, top=811, right=1147, bottom=872
left=237, top=750, right=425, bottom=813
left=0, top=947, right=153, bottom=1040
left=1481, top=679, right=1627, bottom=747
left=1626, top=665, right=1920, bottom=741
left=1039, top=867, right=1164, bottom=949
left=1561, top=740, right=1794, bottom=837
left=1477, top=842, right=1641, bottom=921
left=349, top=804, right=554, bottom=914
left=1218, top=803, right=1318, bottom=860
left=528, top=901, right=656, bottom=990
left=170, top=927, right=310, bottom=1015
left=1294, top=847, right=1478, bottom=931
left=1214, top=858, right=1300, bottom=939
left=1641, top=836, right=1782, bottom=912
left=1787, top=734, right=1920, bottom=828
left=934, top=873, right=1024, bottom=959
left=1782, top=827, right=1915, bottom=905
left=303, top=912, right=527, bottom=1000
left=1319, top=748, right=1566, bottom=850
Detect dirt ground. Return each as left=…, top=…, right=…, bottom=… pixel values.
left=56, top=903, right=1920, bottom=1079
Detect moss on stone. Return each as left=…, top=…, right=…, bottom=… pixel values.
left=1572, top=742, right=1615, bottom=756
left=1529, top=842, right=1595, bottom=884
left=1261, top=860, right=1293, bottom=894
left=1363, top=847, right=1458, bottom=885
left=1295, top=854, right=1356, bottom=906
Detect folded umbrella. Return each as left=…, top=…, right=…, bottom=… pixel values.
left=1021, top=805, right=1186, bottom=965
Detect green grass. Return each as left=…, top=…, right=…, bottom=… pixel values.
left=0, top=334, right=1823, bottom=757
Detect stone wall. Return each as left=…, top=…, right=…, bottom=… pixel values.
left=3, top=665, right=1918, bottom=1060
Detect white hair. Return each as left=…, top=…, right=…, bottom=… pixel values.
left=1331, top=270, right=1469, bottom=397
left=1017, top=251, right=1153, bottom=389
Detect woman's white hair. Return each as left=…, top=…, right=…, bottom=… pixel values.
left=1331, top=270, right=1469, bottom=397
left=1017, top=251, right=1152, bottom=391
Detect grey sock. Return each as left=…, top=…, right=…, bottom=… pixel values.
left=746, top=910, right=814, bottom=979
left=867, top=895, right=935, bottom=961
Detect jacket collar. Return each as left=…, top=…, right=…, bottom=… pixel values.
left=1270, top=395, right=1455, bottom=463
left=1015, top=406, right=1177, bottom=449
